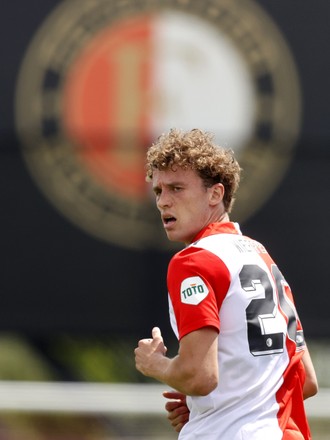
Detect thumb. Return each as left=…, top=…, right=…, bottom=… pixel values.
left=152, top=326, right=162, bottom=340
left=152, top=327, right=167, bottom=355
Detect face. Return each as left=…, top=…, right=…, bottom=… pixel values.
left=152, top=167, right=220, bottom=245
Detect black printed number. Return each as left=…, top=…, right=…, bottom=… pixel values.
left=239, top=264, right=297, bottom=356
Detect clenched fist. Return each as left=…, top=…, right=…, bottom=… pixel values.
left=134, top=327, right=168, bottom=379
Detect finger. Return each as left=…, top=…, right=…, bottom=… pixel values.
left=174, top=422, right=185, bottom=433
left=163, top=391, right=186, bottom=400
left=168, top=410, right=190, bottom=431
left=152, top=326, right=162, bottom=339
left=165, top=401, right=182, bottom=412
left=166, top=401, right=189, bottom=414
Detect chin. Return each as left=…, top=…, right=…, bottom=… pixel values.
left=166, top=233, right=186, bottom=244
left=166, top=233, right=176, bottom=242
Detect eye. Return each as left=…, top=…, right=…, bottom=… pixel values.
left=173, top=186, right=182, bottom=192
left=153, top=188, right=161, bottom=197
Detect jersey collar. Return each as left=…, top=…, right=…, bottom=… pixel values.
left=192, top=222, right=242, bottom=243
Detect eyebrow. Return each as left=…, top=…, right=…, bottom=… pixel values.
left=152, top=181, right=186, bottom=192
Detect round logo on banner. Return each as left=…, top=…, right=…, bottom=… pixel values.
left=15, top=0, right=301, bottom=250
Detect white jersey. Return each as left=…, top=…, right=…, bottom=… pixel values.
left=167, top=222, right=310, bottom=439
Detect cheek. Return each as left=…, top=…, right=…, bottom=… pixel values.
left=184, top=205, right=206, bottom=225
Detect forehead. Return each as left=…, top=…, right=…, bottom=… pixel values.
left=152, top=167, right=200, bottom=186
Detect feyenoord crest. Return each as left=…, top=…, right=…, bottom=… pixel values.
left=15, top=0, right=301, bottom=250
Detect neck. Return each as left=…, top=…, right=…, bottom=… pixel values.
left=212, top=210, right=230, bottom=225
left=185, top=212, right=231, bottom=246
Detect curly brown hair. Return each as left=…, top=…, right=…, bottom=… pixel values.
left=146, top=128, right=241, bottom=213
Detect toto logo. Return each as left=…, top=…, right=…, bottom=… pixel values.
left=15, top=0, right=301, bottom=250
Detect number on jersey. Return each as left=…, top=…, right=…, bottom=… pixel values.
left=239, top=264, right=303, bottom=356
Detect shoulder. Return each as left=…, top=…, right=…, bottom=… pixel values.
left=168, top=243, right=231, bottom=287
left=169, top=230, right=242, bottom=272
left=169, top=244, right=220, bottom=270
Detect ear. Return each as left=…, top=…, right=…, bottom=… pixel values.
left=209, top=183, right=225, bottom=206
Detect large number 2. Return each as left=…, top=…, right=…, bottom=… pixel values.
left=239, top=264, right=297, bottom=356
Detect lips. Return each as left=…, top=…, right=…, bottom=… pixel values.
left=162, top=214, right=176, bottom=228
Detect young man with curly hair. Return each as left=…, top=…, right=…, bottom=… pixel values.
left=135, top=128, right=317, bottom=439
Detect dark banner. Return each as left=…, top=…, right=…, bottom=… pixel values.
left=0, top=0, right=329, bottom=340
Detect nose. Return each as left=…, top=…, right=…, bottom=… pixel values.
left=156, top=189, right=172, bottom=210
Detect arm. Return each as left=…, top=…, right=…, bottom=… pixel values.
left=302, top=346, right=318, bottom=399
left=134, top=326, right=219, bottom=396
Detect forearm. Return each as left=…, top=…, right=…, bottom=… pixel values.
left=135, top=327, right=219, bottom=396
left=302, top=347, right=318, bottom=399
left=145, top=353, right=217, bottom=396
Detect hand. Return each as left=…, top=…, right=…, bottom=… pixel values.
left=163, top=390, right=189, bottom=432
left=134, top=327, right=168, bottom=378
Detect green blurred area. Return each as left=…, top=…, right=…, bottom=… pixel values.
left=0, top=333, right=148, bottom=383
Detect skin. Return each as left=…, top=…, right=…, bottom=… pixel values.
left=151, top=167, right=228, bottom=245
left=302, top=347, right=318, bottom=399
left=163, top=391, right=189, bottom=433
left=135, top=326, right=219, bottom=396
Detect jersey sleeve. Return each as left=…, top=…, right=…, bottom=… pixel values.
left=167, top=245, right=231, bottom=340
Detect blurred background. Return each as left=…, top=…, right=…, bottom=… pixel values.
left=0, top=0, right=329, bottom=438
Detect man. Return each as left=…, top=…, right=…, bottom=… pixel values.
left=134, top=128, right=318, bottom=439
